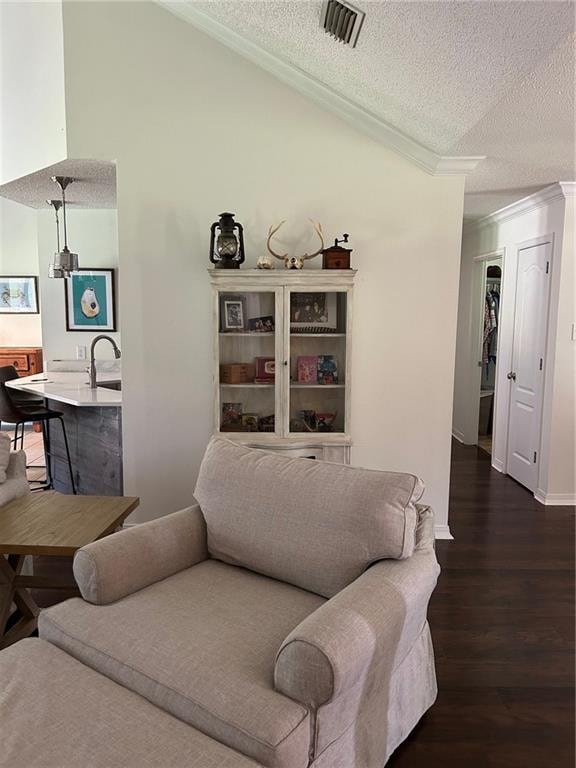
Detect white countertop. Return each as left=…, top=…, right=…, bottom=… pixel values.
left=6, top=372, right=122, bottom=408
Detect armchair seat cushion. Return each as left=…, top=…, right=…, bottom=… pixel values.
left=39, top=560, right=324, bottom=768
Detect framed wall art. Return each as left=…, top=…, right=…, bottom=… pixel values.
left=65, top=268, right=116, bottom=331
left=0, top=276, right=39, bottom=314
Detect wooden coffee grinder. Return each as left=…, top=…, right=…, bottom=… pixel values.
left=322, top=234, right=352, bottom=269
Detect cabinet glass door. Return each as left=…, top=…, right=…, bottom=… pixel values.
left=217, top=290, right=279, bottom=435
left=288, top=290, right=348, bottom=435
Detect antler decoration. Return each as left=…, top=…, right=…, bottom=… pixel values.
left=266, top=219, right=325, bottom=269
left=267, top=220, right=288, bottom=263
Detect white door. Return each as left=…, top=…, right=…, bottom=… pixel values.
left=506, top=241, right=552, bottom=490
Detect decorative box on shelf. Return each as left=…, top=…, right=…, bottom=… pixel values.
left=210, top=269, right=356, bottom=464
left=220, top=363, right=255, bottom=384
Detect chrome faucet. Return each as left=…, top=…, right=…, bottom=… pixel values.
left=89, top=335, right=121, bottom=389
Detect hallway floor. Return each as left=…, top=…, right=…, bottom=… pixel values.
left=389, top=440, right=575, bottom=768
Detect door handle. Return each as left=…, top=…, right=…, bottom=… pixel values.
left=507, top=371, right=517, bottom=381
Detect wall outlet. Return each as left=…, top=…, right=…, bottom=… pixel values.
left=76, top=345, right=87, bottom=360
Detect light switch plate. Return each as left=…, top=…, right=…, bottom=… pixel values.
left=76, top=345, right=87, bottom=360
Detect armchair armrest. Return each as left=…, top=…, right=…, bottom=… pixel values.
left=274, top=507, right=440, bottom=709
left=73, top=504, right=207, bottom=605
left=6, top=450, right=27, bottom=480
left=0, top=452, right=30, bottom=507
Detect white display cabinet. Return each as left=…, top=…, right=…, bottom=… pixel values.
left=210, top=269, right=355, bottom=463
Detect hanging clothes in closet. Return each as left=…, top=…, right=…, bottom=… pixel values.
left=482, top=280, right=500, bottom=369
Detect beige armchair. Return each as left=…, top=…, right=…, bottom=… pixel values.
left=40, top=438, right=440, bottom=768
left=0, top=450, right=29, bottom=507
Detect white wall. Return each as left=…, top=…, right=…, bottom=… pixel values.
left=0, top=198, right=42, bottom=347
left=454, top=185, right=575, bottom=503
left=544, top=192, right=575, bottom=502
left=37, top=209, right=120, bottom=362
left=0, top=1, right=66, bottom=184
left=61, top=1, right=465, bottom=527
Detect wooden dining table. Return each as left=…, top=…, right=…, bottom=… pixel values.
left=0, top=491, right=139, bottom=649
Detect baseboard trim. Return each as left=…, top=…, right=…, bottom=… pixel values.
left=434, top=524, right=454, bottom=540
left=534, top=489, right=576, bottom=506
left=492, top=457, right=505, bottom=473
left=451, top=430, right=465, bottom=444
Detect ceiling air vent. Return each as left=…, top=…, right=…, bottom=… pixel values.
left=320, top=0, right=365, bottom=47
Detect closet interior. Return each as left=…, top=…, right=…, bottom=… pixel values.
left=478, top=261, right=501, bottom=455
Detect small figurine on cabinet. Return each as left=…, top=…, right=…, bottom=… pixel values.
left=241, top=414, right=259, bottom=432
left=322, top=234, right=352, bottom=270
left=258, top=414, right=275, bottom=432
left=256, top=252, right=275, bottom=270
left=316, top=412, right=337, bottom=432
left=222, top=402, right=243, bottom=428
left=317, top=355, right=338, bottom=384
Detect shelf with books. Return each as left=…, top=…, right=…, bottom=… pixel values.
left=292, top=353, right=341, bottom=386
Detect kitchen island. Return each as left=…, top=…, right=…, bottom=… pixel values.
left=7, top=372, right=123, bottom=496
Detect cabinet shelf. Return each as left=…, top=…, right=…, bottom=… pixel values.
left=290, top=383, right=345, bottom=389
left=220, top=383, right=274, bottom=388
left=219, top=332, right=274, bottom=337
left=290, top=333, right=346, bottom=338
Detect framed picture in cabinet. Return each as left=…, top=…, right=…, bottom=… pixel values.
left=290, top=292, right=337, bottom=333
left=219, top=294, right=247, bottom=332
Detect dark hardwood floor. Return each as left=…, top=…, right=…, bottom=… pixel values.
left=389, top=440, right=575, bottom=768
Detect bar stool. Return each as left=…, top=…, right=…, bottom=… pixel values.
left=0, top=381, right=77, bottom=494
left=0, top=366, right=45, bottom=431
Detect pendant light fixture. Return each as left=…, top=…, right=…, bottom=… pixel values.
left=46, top=198, right=62, bottom=255
left=48, top=176, right=79, bottom=278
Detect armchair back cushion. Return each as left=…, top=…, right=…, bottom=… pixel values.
left=194, top=438, right=424, bottom=598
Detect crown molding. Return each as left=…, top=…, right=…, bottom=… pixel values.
left=464, top=182, right=573, bottom=232
left=159, top=2, right=484, bottom=177
left=434, top=156, right=486, bottom=175
left=559, top=181, right=576, bottom=197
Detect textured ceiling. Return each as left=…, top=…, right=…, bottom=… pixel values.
left=176, top=0, right=575, bottom=217
left=0, top=159, right=117, bottom=209
left=452, top=32, right=576, bottom=217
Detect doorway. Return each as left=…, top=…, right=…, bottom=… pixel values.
left=477, top=259, right=502, bottom=456
left=465, top=236, right=553, bottom=497
left=505, top=239, right=552, bottom=492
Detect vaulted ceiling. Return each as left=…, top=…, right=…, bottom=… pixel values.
left=163, top=0, right=575, bottom=218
